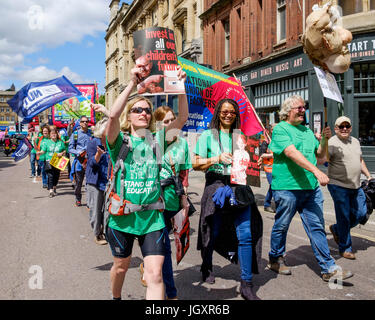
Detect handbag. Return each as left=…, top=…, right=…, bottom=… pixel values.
left=45, top=161, right=52, bottom=171
left=230, top=185, right=255, bottom=209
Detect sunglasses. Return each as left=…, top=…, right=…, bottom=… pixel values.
left=130, top=107, right=152, bottom=114
left=220, top=110, right=236, bottom=117
left=338, top=124, right=351, bottom=129
left=80, top=120, right=89, bottom=123
left=291, top=106, right=306, bottom=111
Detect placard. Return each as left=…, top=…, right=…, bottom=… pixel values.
left=314, top=67, right=344, bottom=103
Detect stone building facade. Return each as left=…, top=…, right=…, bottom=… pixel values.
left=105, top=0, right=204, bottom=108
left=0, top=86, right=17, bottom=131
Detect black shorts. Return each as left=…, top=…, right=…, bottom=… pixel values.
left=106, top=226, right=166, bottom=258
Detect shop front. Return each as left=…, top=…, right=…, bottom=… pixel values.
left=235, top=49, right=316, bottom=131
left=236, top=31, right=375, bottom=171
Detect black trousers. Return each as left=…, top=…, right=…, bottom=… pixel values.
left=46, top=166, right=60, bottom=190
left=74, top=169, right=85, bottom=202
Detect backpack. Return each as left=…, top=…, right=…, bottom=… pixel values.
left=103, top=132, right=164, bottom=232
left=359, top=178, right=375, bottom=225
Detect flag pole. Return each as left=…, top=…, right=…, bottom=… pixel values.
left=232, top=73, right=271, bottom=143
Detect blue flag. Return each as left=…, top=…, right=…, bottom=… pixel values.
left=7, top=76, right=81, bottom=123
left=11, top=138, right=32, bottom=162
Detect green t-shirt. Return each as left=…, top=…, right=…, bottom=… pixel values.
left=60, top=135, right=70, bottom=153
left=160, top=137, right=192, bottom=211
left=106, top=131, right=166, bottom=236
left=40, top=139, right=66, bottom=161
left=269, top=121, right=319, bottom=190
left=194, top=129, right=232, bottom=175
left=29, top=133, right=38, bottom=154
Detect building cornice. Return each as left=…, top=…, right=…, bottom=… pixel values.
left=199, top=0, right=231, bottom=20
left=104, top=78, right=119, bottom=90
left=105, top=48, right=119, bottom=65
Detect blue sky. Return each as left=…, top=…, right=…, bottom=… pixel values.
left=0, top=0, right=131, bottom=95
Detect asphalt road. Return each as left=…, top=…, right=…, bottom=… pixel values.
left=1, top=153, right=375, bottom=301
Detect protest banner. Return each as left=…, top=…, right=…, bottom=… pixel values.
left=52, top=84, right=97, bottom=127
left=49, top=153, right=70, bottom=171
left=7, top=76, right=81, bottom=123
left=133, top=27, right=185, bottom=95
left=11, top=138, right=32, bottom=162
left=178, top=57, right=264, bottom=136
left=173, top=209, right=190, bottom=265
left=231, top=134, right=260, bottom=187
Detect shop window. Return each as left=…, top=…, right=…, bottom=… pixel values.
left=335, top=73, right=345, bottom=94
left=338, top=0, right=363, bottom=15
left=354, top=63, right=375, bottom=94
left=277, top=0, right=286, bottom=42
left=254, top=74, right=308, bottom=109
left=358, top=101, right=375, bottom=146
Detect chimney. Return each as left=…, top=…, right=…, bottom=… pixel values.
left=109, top=0, right=120, bottom=22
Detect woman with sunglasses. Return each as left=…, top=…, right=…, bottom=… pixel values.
left=37, top=126, right=66, bottom=198
left=193, top=98, right=262, bottom=300
left=105, top=65, right=188, bottom=300
left=138, top=106, right=192, bottom=299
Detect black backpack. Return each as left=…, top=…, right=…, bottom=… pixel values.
left=359, top=178, right=375, bottom=225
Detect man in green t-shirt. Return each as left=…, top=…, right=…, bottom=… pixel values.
left=267, top=94, right=353, bottom=283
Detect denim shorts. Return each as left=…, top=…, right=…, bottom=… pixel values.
left=106, top=226, right=166, bottom=258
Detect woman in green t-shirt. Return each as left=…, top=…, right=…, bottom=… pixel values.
left=105, top=66, right=188, bottom=300
left=37, top=125, right=66, bottom=198
left=193, top=98, right=261, bottom=300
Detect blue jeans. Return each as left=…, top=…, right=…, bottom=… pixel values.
left=38, top=160, right=48, bottom=186
left=264, top=172, right=273, bottom=208
left=202, top=206, right=253, bottom=282
left=269, top=188, right=337, bottom=274
left=30, top=153, right=41, bottom=176
left=163, top=210, right=178, bottom=299
left=327, top=184, right=367, bottom=253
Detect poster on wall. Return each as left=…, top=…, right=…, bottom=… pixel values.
left=52, top=84, right=97, bottom=128
left=133, top=27, right=185, bottom=95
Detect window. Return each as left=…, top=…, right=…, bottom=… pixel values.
left=371, top=0, right=375, bottom=10
left=152, top=6, right=158, bottom=26
left=353, top=63, right=375, bottom=94
left=181, top=23, right=186, bottom=52
left=6, top=116, right=9, bottom=121
left=277, top=0, right=286, bottom=42
left=358, top=101, right=375, bottom=146
left=0, top=116, right=3, bottom=121
left=338, top=0, right=363, bottom=15
left=11, top=117, right=15, bottom=121
left=223, top=19, right=230, bottom=63
left=254, top=74, right=309, bottom=109
left=0, top=108, right=4, bottom=112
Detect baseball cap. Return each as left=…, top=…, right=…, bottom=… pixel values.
left=335, top=116, right=351, bottom=126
